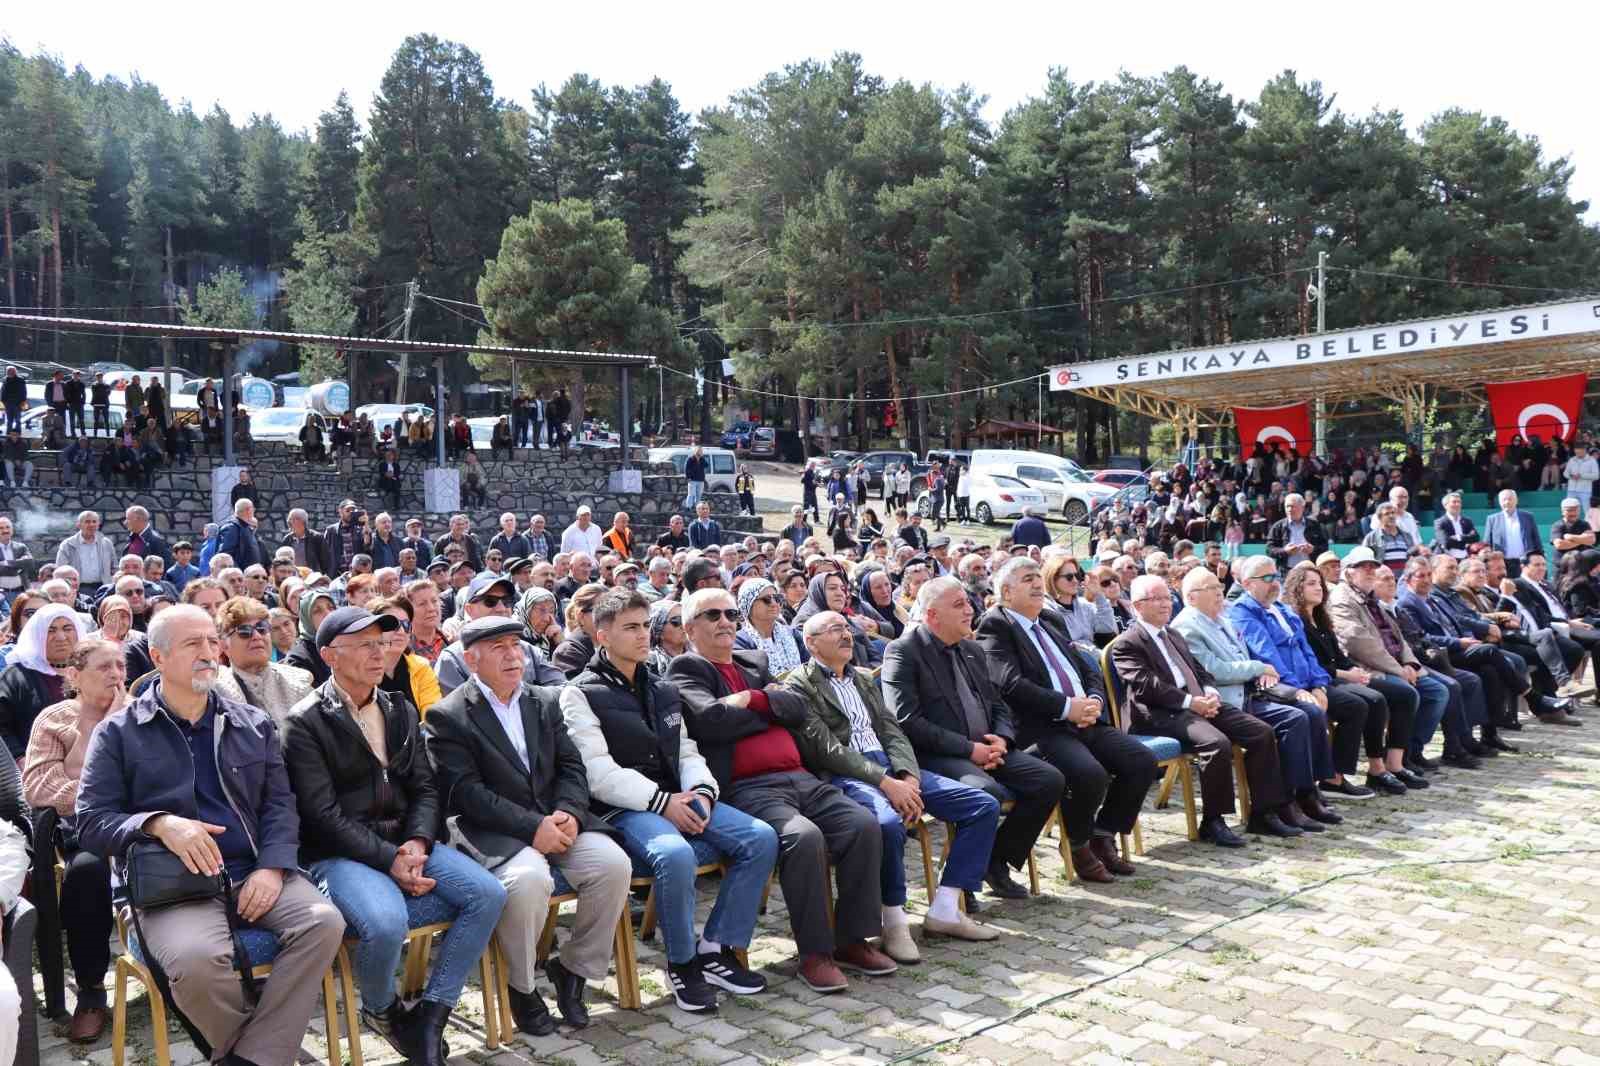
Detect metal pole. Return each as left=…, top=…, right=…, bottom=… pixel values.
left=222, top=344, right=235, bottom=467
left=1313, top=251, right=1328, bottom=456
left=434, top=359, right=446, bottom=468
left=395, top=279, right=416, bottom=405
left=618, top=367, right=632, bottom=468
left=509, top=357, right=519, bottom=440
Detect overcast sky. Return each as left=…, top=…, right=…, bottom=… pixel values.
left=9, top=2, right=1599, bottom=223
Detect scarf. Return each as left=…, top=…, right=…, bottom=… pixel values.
left=13, top=603, right=89, bottom=676
left=737, top=579, right=802, bottom=674
left=298, top=591, right=336, bottom=640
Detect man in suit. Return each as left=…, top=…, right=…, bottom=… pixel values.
left=427, top=616, right=632, bottom=1033
left=1108, top=574, right=1285, bottom=848
left=883, top=576, right=1067, bottom=892
left=282, top=507, right=334, bottom=575
left=1514, top=550, right=1600, bottom=666
left=1484, top=489, right=1543, bottom=578
left=122, top=505, right=172, bottom=571
left=1171, top=568, right=1338, bottom=836
left=561, top=589, right=777, bottom=1014
left=1458, top=556, right=1580, bottom=724
left=1431, top=491, right=1480, bottom=559
left=975, top=558, right=1158, bottom=882
left=1265, top=493, right=1327, bottom=571
left=669, top=588, right=896, bottom=993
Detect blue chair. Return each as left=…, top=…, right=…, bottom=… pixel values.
left=1098, top=647, right=1200, bottom=852
left=387, top=891, right=503, bottom=1052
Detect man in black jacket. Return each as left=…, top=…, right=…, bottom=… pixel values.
left=427, top=616, right=631, bottom=1034
left=65, top=370, right=87, bottom=436
left=323, top=500, right=373, bottom=576
left=284, top=607, right=505, bottom=1064
left=1265, top=493, right=1327, bottom=571
left=1513, top=551, right=1600, bottom=667
left=0, top=368, right=23, bottom=435
left=89, top=373, right=112, bottom=436
left=281, top=508, right=333, bottom=576
left=432, top=513, right=484, bottom=571
left=883, top=576, right=1066, bottom=896
left=669, top=588, right=894, bottom=994
left=976, top=558, right=1159, bottom=883
left=122, top=505, right=172, bottom=571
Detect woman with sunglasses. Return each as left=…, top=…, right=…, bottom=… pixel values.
left=370, top=595, right=443, bottom=716
left=1040, top=554, right=1117, bottom=647
left=735, top=578, right=806, bottom=673
left=646, top=599, right=688, bottom=673
left=213, top=595, right=315, bottom=727
left=1090, top=566, right=1135, bottom=631
left=0, top=591, right=46, bottom=669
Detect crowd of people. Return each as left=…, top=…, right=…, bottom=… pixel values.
left=0, top=432, right=1593, bottom=1066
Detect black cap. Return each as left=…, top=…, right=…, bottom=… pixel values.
left=426, top=558, right=449, bottom=573
left=460, top=616, right=524, bottom=650
left=315, top=606, right=400, bottom=651
left=505, top=556, right=533, bottom=574
left=449, top=560, right=476, bottom=577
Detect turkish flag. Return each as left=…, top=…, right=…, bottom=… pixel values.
left=1234, top=403, right=1313, bottom=453
left=1486, top=372, right=1588, bottom=448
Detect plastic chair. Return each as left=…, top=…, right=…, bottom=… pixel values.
left=1098, top=647, right=1200, bottom=853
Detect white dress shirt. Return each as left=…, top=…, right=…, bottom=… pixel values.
left=474, top=677, right=529, bottom=770
left=1502, top=511, right=1526, bottom=560
left=1136, top=619, right=1218, bottom=709
left=1004, top=608, right=1095, bottom=721
left=561, top=521, right=603, bottom=556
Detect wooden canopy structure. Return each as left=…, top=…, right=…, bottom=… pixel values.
left=968, top=418, right=1070, bottom=450
left=1047, top=296, right=1600, bottom=442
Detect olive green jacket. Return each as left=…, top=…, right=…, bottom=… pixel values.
left=783, top=660, right=919, bottom=785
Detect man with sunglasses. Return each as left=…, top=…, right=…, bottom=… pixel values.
left=669, top=588, right=893, bottom=994
left=435, top=573, right=565, bottom=690
left=215, top=595, right=314, bottom=728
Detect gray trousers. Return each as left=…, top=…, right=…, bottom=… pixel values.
left=493, top=833, right=631, bottom=992
left=134, top=874, right=345, bottom=1066
left=730, top=770, right=881, bottom=956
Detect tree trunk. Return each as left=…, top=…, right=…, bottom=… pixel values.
left=883, top=331, right=905, bottom=446
left=164, top=225, right=176, bottom=322
left=51, top=201, right=64, bottom=360
left=797, top=396, right=812, bottom=459
left=2, top=196, right=14, bottom=310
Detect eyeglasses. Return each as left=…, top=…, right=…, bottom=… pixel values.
left=813, top=622, right=851, bottom=637
left=477, top=594, right=513, bottom=608
left=332, top=638, right=386, bottom=655
left=1100, top=580, right=1118, bottom=589
left=753, top=593, right=781, bottom=607
left=695, top=607, right=742, bottom=624
left=227, top=621, right=271, bottom=639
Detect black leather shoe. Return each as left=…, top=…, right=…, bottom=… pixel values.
left=1464, top=739, right=1497, bottom=757
left=1407, top=752, right=1440, bottom=771
left=361, top=1001, right=424, bottom=1062
left=544, top=957, right=590, bottom=1028
left=1246, top=812, right=1303, bottom=838
left=508, top=986, right=558, bottom=1036
left=1198, top=816, right=1246, bottom=847
left=962, top=889, right=983, bottom=914
left=1364, top=771, right=1408, bottom=796
left=411, top=1000, right=451, bottom=1066
left=1392, top=767, right=1430, bottom=789
left=984, top=863, right=1030, bottom=899
left=1299, top=794, right=1344, bottom=825
left=1442, top=751, right=1483, bottom=770
left=1483, top=735, right=1519, bottom=753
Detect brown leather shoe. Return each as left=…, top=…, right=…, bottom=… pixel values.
left=797, top=953, right=848, bottom=993
left=69, top=1004, right=109, bottom=1044
left=1070, top=845, right=1114, bottom=883
left=1090, top=835, right=1136, bottom=876
left=834, top=940, right=898, bottom=976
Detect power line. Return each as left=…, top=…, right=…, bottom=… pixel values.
left=1326, top=265, right=1600, bottom=296
left=416, top=292, right=492, bottom=332
left=657, top=362, right=1047, bottom=404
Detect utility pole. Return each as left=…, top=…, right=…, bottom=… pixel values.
left=1311, top=251, right=1328, bottom=456
left=395, top=279, right=417, bottom=405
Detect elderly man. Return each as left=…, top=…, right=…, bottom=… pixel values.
left=788, top=610, right=1000, bottom=961
left=429, top=610, right=633, bottom=1033
left=1551, top=498, right=1596, bottom=561
left=637, top=557, right=672, bottom=603
left=560, top=506, right=604, bottom=557
left=1484, top=489, right=1543, bottom=578
left=1266, top=493, right=1327, bottom=571
left=1109, top=574, right=1285, bottom=847
left=0, top=603, right=87, bottom=756
left=562, top=589, right=778, bottom=1013
left=1458, top=556, right=1579, bottom=724
left=436, top=573, right=565, bottom=689
left=977, top=558, right=1160, bottom=880
left=669, top=587, right=894, bottom=992
left=283, top=606, right=505, bottom=1063
left=1513, top=549, right=1600, bottom=668
left=214, top=596, right=314, bottom=727
left=57, top=511, right=117, bottom=595
left=432, top=513, right=482, bottom=571
left=601, top=512, right=634, bottom=560
left=218, top=498, right=265, bottom=571
left=524, top=515, right=554, bottom=561
left=1172, top=566, right=1336, bottom=835
left=367, top=512, right=404, bottom=570
left=1327, top=546, right=1454, bottom=772
left=687, top=501, right=722, bottom=552
left=1010, top=507, right=1051, bottom=550
left=884, top=576, right=1066, bottom=899
left=123, top=506, right=173, bottom=570
left=401, top=518, right=433, bottom=570
left=1386, top=486, right=1422, bottom=544
left=75, top=604, right=346, bottom=1066
left=1431, top=492, right=1480, bottom=560
left=489, top=512, right=532, bottom=560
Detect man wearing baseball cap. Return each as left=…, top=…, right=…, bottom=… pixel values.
left=426, top=616, right=632, bottom=1034
left=436, top=573, right=565, bottom=690
left=283, top=607, right=506, bottom=1065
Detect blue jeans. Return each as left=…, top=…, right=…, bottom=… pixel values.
left=311, top=843, right=507, bottom=1009
left=1248, top=698, right=1324, bottom=792
left=832, top=751, right=1000, bottom=905
left=612, top=802, right=778, bottom=965
left=1407, top=671, right=1451, bottom=753
left=685, top=480, right=705, bottom=510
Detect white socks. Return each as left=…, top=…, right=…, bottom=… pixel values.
left=882, top=904, right=908, bottom=929
left=697, top=935, right=721, bottom=956
left=927, top=886, right=962, bottom=924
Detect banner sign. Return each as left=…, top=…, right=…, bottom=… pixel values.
left=1485, top=372, right=1589, bottom=447
left=1233, top=403, right=1313, bottom=453
left=1048, top=298, right=1600, bottom=391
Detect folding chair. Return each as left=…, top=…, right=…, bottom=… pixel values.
left=1098, top=647, right=1200, bottom=853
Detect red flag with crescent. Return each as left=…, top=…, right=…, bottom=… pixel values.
left=1485, top=372, right=1588, bottom=448
left=1233, top=403, right=1313, bottom=453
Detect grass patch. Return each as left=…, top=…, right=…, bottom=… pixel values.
left=1210, top=940, right=1259, bottom=965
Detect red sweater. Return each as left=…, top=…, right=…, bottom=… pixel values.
left=714, top=660, right=802, bottom=781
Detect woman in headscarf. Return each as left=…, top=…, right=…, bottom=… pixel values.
left=0, top=591, right=46, bottom=669
left=517, top=586, right=563, bottom=656
left=793, top=571, right=878, bottom=666
left=94, top=595, right=132, bottom=644
left=735, top=578, right=805, bottom=674
left=856, top=567, right=906, bottom=640
left=284, top=589, right=337, bottom=685
left=0, top=602, right=90, bottom=758
left=646, top=599, right=687, bottom=675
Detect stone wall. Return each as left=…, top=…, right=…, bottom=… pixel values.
left=0, top=443, right=764, bottom=562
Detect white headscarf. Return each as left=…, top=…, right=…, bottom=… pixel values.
left=12, top=602, right=89, bottom=676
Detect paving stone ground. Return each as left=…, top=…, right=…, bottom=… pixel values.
left=36, top=708, right=1600, bottom=1066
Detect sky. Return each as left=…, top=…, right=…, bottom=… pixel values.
left=9, top=2, right=1600, bottom=218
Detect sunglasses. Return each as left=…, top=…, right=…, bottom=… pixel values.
left=752, top=593, right=781, bottom=607
left=695, top=607, right=743, bottom=624
left=1100, top=579, right=1118, bottom=588
left=476, top=594, right=513, bottom=608
left=665, top=617, right=684, bottom=627
left=228, top=621, right=271, bottom=638
left=1058, top=573, right=1080, bottom=582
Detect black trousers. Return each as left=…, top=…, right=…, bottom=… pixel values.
left=1324, top=683, right=1375, bottom=771
left=921, top=748, right=1064, bottom=871
left=730, top=770, right=881, bottom=955
left=1137, top=704, right=1283, bottom=819
left=1027, top=724, right=1160, bottom=846
left=1504, top=632, right=1571, bottom=691
left=60, top=847, right=113, bottom=1006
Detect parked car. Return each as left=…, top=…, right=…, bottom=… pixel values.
left=720, top=421, right=758, bottom=450
left=917, top=471, right=1047, bottom=525
left=853, top=450, right=921, bottom=499
left=250, top=407, right=328, bottom=446
left=749, top=426, right=777, bottom=458
left=1091, top=469, right=1148, bottom=489
left=646, top=446, right=738, bottom=492
left=17, top=401, right=127, bottom=441
left=967, top=448, right=1118, bottom=524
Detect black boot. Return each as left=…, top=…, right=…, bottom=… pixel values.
left=411, top=1000, right=451, bottom=1066
left=361, top=1000, right=424, bottom=1062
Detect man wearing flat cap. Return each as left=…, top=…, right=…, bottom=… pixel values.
left=426, top=616, right=632, bottom=1034
left=436, top=573, right=566, bottom=690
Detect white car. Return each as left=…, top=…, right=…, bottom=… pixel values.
left=250, top=407, right=327, bottom=446
left=967, top=448, right=1118, bottom=524
left=919, top=472, right=1047, bottom=525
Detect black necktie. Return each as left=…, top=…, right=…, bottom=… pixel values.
left=947, top=644, right=989, bottom=740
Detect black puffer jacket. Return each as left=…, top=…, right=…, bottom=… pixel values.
left=281, top=680, right=439, bottom=869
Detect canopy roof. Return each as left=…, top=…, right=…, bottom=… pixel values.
left=1047, top=296, right=1600, bottom=430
